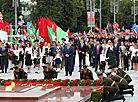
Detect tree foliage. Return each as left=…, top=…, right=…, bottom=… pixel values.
left=0, top=0, right=138, bottom=32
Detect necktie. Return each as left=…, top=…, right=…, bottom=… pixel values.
left=67, top=47, right=69, bottom=51
left=97, top=46, right=99, bottom=55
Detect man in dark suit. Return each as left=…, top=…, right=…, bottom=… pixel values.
left=78, top=39, right=87, bottom=71
left=0, top=43, right=8, bottom=73
left=93, top=41, right=103, bottom=71
left=63, top=42, right=74, bottom=76
left=113, top=39, right=120, bottom=67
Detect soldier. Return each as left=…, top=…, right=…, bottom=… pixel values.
left=13, top=65, right=28, bottom=79
left=105, top=72, right=129, bottom=95
left=80, top=65, right=94, bottom=80
left=109, top=65, right=134, bottom=94
left=96, top=71, right=120, bottom=101
left=42, top=65, right=57, bottom=79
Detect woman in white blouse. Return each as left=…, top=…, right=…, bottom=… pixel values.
left=25, top=43, right=32, bottom=73
left=9, top=43, right=14, bottom=70
left=131, top=45, right=138, bottom=72
left=12, top=45, right=19, bottom=66
left=18, top=43, right=24, bottom=68
left=119, top=42, right=126, bottom=69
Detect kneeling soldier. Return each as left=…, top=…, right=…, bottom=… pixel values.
left=109, top=65, right=134, bottom=96
left=96, top=71, right=120, bottom=101
left=13, top=65, right=28, bottom=79
left=42, top=65, right=57, bottom=79
left=105, top=71, right=128, bottom=95
left=80, top=65, right=94, bottom=80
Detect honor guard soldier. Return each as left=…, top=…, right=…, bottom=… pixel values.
left=96, top=71, right=122, bottom=102
left=42, top=65, right=57, bottom=79
left=80, top=65, right=94, bottom=80
left=13, top=65, right=28, bottom=79
left=109, top=65, right=134, bottom=95
left=105, top=72, right=129, bottom=95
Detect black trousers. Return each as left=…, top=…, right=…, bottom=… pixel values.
left=79, top=55, right=85, bottom=70
left=1, top=57, right=8, bottom=73
left=89, top=53, right=93, bottom=66
left=131, top=58, right=134, bottom=70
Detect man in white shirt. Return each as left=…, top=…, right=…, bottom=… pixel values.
left=130, top=42, right=135, bottom=70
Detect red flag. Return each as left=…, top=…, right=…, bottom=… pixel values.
left=88, top=30, right=94, bottom=36
left=33, top=19, right=37, bottom=37
left=46, top=17, right=53, bottom=28
left=107, top=22, right=111, bottom=31
left=115, top=22, right=119, bottom=28
left=67, top=29, right=71, bottom=38
left=95, top=23, right=102, bottom=34
left=53, top=22, right=57, bottom=37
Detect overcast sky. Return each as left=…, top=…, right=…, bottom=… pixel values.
left=20, top=0, right=30, bottom=2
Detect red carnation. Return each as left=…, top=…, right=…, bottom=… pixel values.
left=113, top=55, right=115, bottom=58
left=102, top=61, right=104, bottom=63
left=59, top=47, right=60, bottom=49
left=26, top=51, right=28, bottom=53
left=88, top=71, right=90, bottom=73
left=62, top=56, right=64, bottom=58
left=115, top=47, right=118, bottom=50
left=20, top=51, right=22, bottom=53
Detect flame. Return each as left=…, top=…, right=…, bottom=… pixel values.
left=5, top=82, right=15, bottom=91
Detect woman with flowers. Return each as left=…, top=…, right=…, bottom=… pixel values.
left=46, top=43, right=53, bottom=67
left=42, top=42, right=48, bottom=64
left=119, top=42, right=126, bottom=69
left=12, top=45, right=19, bottom=66
left=9, top=43, right=14, bottom=70
left=18, top=43, right=24, bottom=68
left=25, top=43, right=32, bottom=73
left=131, top=45, right=138, bottom=72
left=106, top=43, right=116, bottom=67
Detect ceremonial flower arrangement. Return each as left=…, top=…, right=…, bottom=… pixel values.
left=2, top=52, right=8, bottom=56
left=24, top=51, right=28, bottom=59
left=113, top=55, right=117, bottom=65
left=19, top=51, right=22, bottom=54
left=44, top=48, right=48, bottom=61
left=36, top=53, right=40, bottom=64
left=0, top=79, right=103, bottom=86
left=97, top=61, right=104, bottom=67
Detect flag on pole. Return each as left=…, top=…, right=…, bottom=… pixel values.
left=67, top=29, right=71, bottom=38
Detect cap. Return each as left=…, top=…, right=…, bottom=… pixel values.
left=13, top=65, right=19, bottom=69
left=69, top=38, right=72, bottom=42
left=25, top=40, right=29, bottom=42
left=83, top=65, right=88, bottom=69
left=42, top=64, right=48, bottom=68
left=34, top=39, right=39, bottom=43
left=96, top=71, right=103, bottom=75
left=62, top=38, right=66, bottom=41
left=105, top=71, right=112, bottom=75
left=108, top=65, right=117, bottom=69
left=52, top=41, right=56, bottom=44
left=19, top=40, right=22, bottom=43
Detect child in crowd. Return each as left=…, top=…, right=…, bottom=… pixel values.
left=124, top=49, right=129, bottom=71
left=100, top=50, right=106, bottom=72
left=54, top=49, right=62, bottom=73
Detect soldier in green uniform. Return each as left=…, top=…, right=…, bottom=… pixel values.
left=109, top=65, right=134, bottom=95
left=96, top=71, right=120, bottom=101
left=105, top=71, right=128, bottom=95
left=80, top=65, right=94, bottom=80
left=13, top=65, right=28, bottom=79
left=42, top=65, right=57, bottom=79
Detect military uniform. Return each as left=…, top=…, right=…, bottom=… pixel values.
left=80, top=69, right=94, bottom=80
left=96, top=72, right=119, bottom=101
left=42, top=65, right=57, bottom=79
left=13, top=65, right=28, bottom=79
left=116, top=68, right=132, bottom=83
left=105, top=72, right=128, bottom=94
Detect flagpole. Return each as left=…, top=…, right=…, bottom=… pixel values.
left=15, top=0, right=17, bottom=35
left=100, top=0, right=102, bottom=32
left=114, top=0, right=115, bottom=33
left=134, top=0, right=135, bottom=24
left=90, top=0, right=92, bottom=32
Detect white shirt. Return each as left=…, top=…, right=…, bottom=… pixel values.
left=18, top=48, right=24, bottom=54
left=13, top=50, right=19, bottom=60
left=100, top=54, right=106, bottom=61
left=25, top=47, right=32, bottom=58
left=129, top=46, right=135, bottom=52
left=131, top=49, right=138, bottom=60
left=54, top=53, right=62, bottom=61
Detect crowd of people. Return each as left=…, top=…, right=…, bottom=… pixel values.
left=0, top=33, right=138, bottom=75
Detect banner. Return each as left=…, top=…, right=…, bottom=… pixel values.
left=87, top=12, right=95, bottom=27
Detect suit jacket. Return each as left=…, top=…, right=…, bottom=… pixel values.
left=0, top=47, right=8, bottom=59
left=78, top=43, right=87, bottom=56
left=113, top=42, right=120, bottom=55
left=93, top=45, right=103, bottom=58
left=63, top=46, right=74, bottom=60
